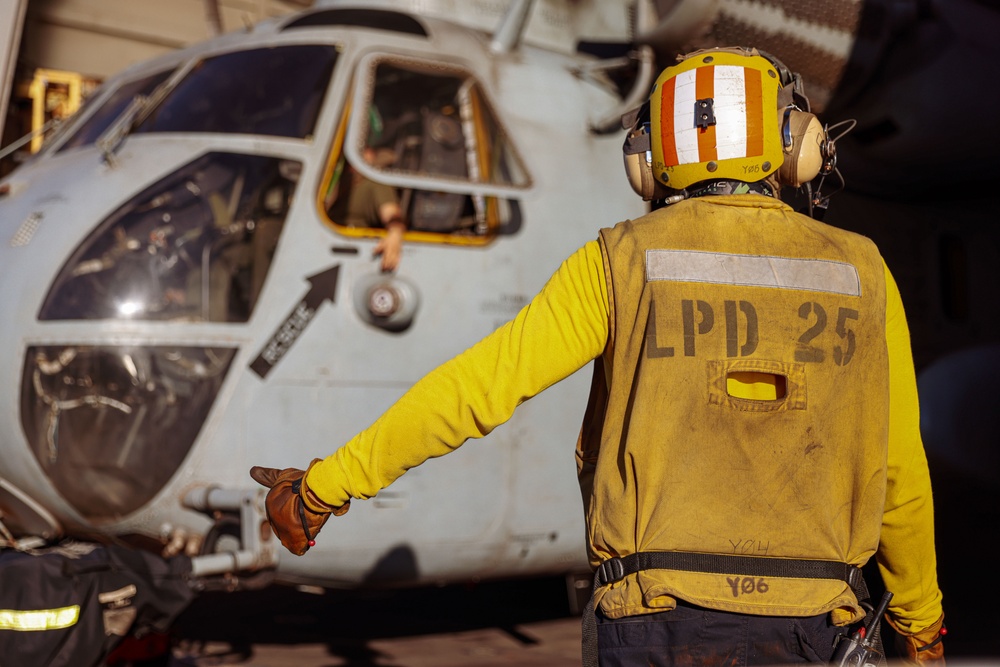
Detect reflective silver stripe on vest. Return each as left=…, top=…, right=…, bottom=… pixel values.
left=645, top=249, right=861, bottom=296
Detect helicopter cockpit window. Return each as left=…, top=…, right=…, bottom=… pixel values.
left=56, top=69, right=174, bottom=153
left=21, top=344, right=236, bottom=522
left=321, top=61, right=527, bottom=243
left=131, top=45, right=338, bottom=139
left=39, top=152, right=300, bottom=322
left=365, top=63, right=528, bottom=187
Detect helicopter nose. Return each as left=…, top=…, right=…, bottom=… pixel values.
left=20, top=345, right=236, bottom=523
left=14, top=151, right=300, bottom=523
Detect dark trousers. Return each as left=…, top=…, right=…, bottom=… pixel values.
left=597, top=600, right=848, bottom=666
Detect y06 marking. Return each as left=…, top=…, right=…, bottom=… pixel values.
left=726, top=576, right=769, bottom=598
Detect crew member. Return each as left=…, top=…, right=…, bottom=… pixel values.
left=252, top=48, right=944, bottom=665
left=326, top=146, right=406, bottom=272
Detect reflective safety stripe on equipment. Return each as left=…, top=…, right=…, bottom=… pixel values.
left=0, top=605, right=80, bottom=631
left=659, top=65, right=765, bottom=167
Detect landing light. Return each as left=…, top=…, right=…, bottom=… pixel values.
left=116, top=300, right=144, bottom=317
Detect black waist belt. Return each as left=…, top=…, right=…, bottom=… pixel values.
left=595, top=551, right=864, bottom=589
left=582, top=551, right=867, bottom=667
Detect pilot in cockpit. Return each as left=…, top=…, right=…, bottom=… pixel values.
left=325, top=143, right=407, bottom=272
left=326, top=147, right=406, bottom=271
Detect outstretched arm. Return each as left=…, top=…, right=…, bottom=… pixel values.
left=307, top=240, right=611, bottom=507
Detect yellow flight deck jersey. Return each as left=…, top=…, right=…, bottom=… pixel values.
left=306, top=194, right=942, bottom=633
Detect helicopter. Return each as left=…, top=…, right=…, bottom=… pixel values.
left=1, top=0, right=999, bottom=657
left=0, top=0, right=658, bottom=592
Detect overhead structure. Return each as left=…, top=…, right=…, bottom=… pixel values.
left=0, top=0, right=27, bottom=142
left=17, top=0, right=318, bottom=80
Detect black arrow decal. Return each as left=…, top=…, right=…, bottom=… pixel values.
left=250, top=265, right=340, bottom=379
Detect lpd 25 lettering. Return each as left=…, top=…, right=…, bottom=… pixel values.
left=646, top=299, right=860, bottom=365
left=646, top=299, right=758, bottom=358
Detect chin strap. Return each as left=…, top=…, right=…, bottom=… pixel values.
left=656, top=179, right=776, bottom=207
left=686, top=179, right=775, bottom=199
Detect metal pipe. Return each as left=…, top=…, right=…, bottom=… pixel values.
left=204, top=0, right=224, bottom=36
left=588, top=44, right=656, bottom=134
left=183, top=486, right=251, bottom=513
left=0, top=119, right=58, bottom=161
left=184, top=486, right=279, bottom=578
left=490, top=0, right=534, bottom=55
left=589, top=0, right=659, bottom=134
left=0, top=0, right=28, bottom=143
left=190, top=549, right=266, bottom=577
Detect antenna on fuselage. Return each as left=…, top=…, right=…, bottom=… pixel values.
left=490, top=0, right=535, bottom=54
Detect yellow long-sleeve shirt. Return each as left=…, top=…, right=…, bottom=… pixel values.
left=307, top=226, right=942, bottom=633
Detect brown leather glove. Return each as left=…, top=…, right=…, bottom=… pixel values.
left=888, top=613, right=946, bottom=665
left=249, top=459, right=348, bottom=556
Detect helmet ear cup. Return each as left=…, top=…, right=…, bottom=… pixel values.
left=624, top=151, right=657, bottom=200
left=778, top=110, right=826, bottom=187
left=623, top=151, right=674, bottom=201
left=622, top=115, right=672, bottom=201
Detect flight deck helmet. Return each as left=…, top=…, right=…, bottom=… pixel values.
left=623, top=47, right=834, bottom=200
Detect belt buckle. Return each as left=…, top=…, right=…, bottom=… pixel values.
left=846, top=565, right=862, bottom=590
left=599, top=557, right=626, bottom=585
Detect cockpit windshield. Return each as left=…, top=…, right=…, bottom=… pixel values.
left=132, top=45, right=338, bottom=139
left=57, top=44, right=338, bottom=152
left=57, top=69, right=174, bottom=153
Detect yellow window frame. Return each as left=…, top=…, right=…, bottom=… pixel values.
left=317, top=65, right=514, bottom=247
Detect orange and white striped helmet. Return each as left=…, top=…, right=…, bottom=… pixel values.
left=648, top=49, right=785, bottom=190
